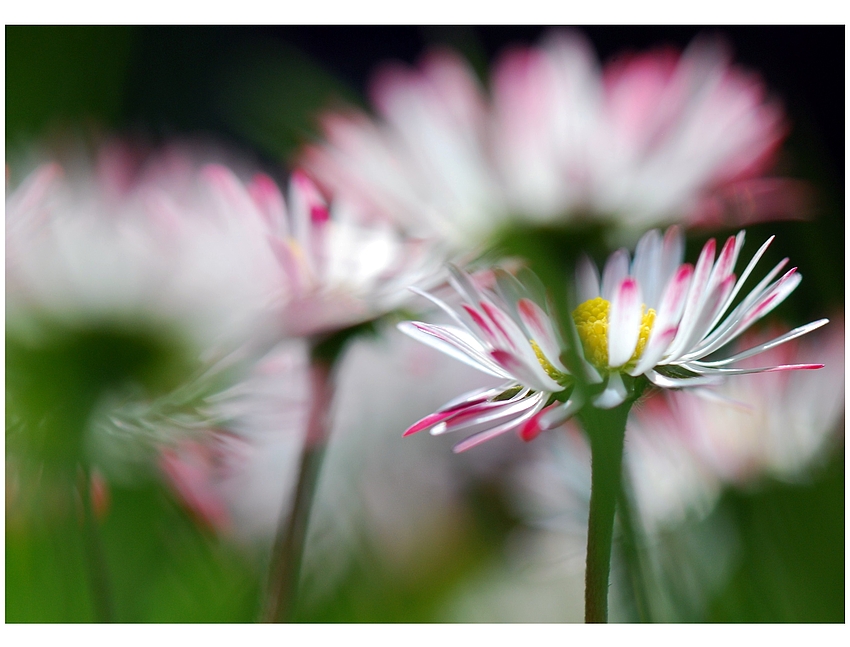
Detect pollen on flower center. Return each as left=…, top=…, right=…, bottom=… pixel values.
left=529, top=339, right=565, bottom=382
left=572, top=296, right=656, bottom=371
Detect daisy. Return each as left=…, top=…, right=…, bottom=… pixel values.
left=399, top=227, right=827, bottom=451
left=398, top=265, right=575, bottom=453
left=240, top=169, right=446, bottom=337
left=303, top=30, right=806, bottom=250
left=5, top=140, right=283, bottom=359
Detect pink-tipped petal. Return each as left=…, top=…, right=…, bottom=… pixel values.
left=667, top=237, right=716, bottom=359
left=517, top=298, right=567, bottom=372
left=403, top=409, right=459, bottom=436
left=697, top=318, right=829, bottom=368
left=452, top=395, right=545, bottom=453
left=439, top=393, right=540, bottom=435
left=601, top=248, right=630, bottom=301
left=463, top=303, right=498, bottom=343
left=686, top=363, right=824, bottom=376
left=248, top=173, right=288, bottom=232
left=652, top=263, right=693, bottom=336
left=519, top=401, right=569, bottom=442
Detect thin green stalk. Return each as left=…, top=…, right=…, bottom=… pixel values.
left=579, top=402, right=630, bottom=623
left=616, top=476, right=653, bottom=622
left=261, top=356, right=334, bottom=623
left=80, top=469, right=114, bottom=622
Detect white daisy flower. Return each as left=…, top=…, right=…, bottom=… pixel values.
left=303, top=30, right=805, bottom=250
left=398, top=228, right=827, bottom=451
left=398, top=265, right=574, bottom=453
left=5, top=140, right=282, bottom=359
left=242, top=169, right=447, bottom=337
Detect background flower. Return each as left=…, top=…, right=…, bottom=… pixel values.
left=302, top=30, right=809, bottom=250
left=635, top=316, right=845, bottom=488
left=6, top=139, right=282, bottom=358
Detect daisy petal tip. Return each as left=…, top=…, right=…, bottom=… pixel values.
left=519, top=414, right=545, bottom=443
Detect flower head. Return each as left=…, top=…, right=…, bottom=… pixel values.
left=398, top=266, right=574, bottom=452
left=243, top=169, right=446, bottom=337
left=399, top=228, right=827, bottom=451
left=303, top=31, right=806, bottom=250
left=5, top=140, right=282, bottom=358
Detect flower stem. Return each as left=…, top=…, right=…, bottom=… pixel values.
left=80, top=469, right=114, bottom=622
left=579, top=402, right=630, bottom=623
left=616, top=477, right=652, bottom=622
left=261, top=355, right=334, bottom=623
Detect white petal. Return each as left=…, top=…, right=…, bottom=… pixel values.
left=490, top=349, right=565, bottom=392
left=608, top=278, right=642, bottom=368
left=576, top=253, right=601, bottom=302
left=697, top=319, right=829, bottom=368
left=630, top=325, right=678, bottom=376
left=517, top=298, right=568, bottom=372
left=659, top=226, right=685, bottom=290
left=601, top=248, right=630, bottom=301
left=452, top=393, right=546, bottom=453
left=408, top=286, right=470, bottom=331
left=592, top=371, right=628, bottom=409
left=631, top=229, right=662, bottom=307
left=397, top=321, right=508, bottom=377
left=539, top=392, right=585, bottom=429
left=645, top=370, right=724, bottom=388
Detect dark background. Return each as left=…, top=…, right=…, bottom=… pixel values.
left=6, top=26, right=844, bottom=179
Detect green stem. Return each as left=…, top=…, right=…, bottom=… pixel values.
left=80, top=469, right=114, bottom=622
left=579, top=402, right=630, bottom=623
left=261, top=355, right=334, bottom=623
left=616, top=476, right=652, bottom=622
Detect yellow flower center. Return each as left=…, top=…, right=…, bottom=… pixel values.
left=571, top=296, right=656, bottom=371
left=530, top=339, right=566, bottom=383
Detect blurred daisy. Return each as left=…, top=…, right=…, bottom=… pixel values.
left=6, top=140, right=282, bottom=359
left=399, top=227, right=827, bottom=451
left=242, top=169, right=446, bottom=337
left=303, top=30, right=806, bottom=249
left=633, top=316, right=844, bottom=489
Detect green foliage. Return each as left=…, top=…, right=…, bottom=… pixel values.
left=6, top=323, right=195, bottom=469
left=5, top=26, right=133, bottom=148
left=214, top=39, right=363, bottom=162
left=7, top=480, right=263, bottom=622
left=707, top=455, right=845, bottom=623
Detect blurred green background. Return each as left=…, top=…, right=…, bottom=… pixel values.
left=5, top=25, right=844, bottom=623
